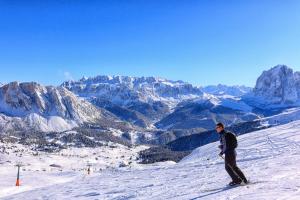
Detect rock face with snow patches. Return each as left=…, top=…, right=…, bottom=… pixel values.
left=2, top=65, right=300, bottom=147
left=62, top=75, right=204, bottom=107
left=62, top=75, right=206, bottom=128
left=0, top=82, right=100, bottom=119
left=0, top=82, right=125, bottom=133
left=62, top=75, right=257, bottom=130
left=245, top=65, right=300, bottom=108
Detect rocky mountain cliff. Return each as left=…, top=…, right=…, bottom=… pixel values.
left=0, top=82, right=130, bottom=134
left=244, top=65, right=300, bottom=108
left=62, top=75, right=205, bottom=108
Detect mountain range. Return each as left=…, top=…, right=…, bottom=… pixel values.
left=1, top=64, right=300, bottom=146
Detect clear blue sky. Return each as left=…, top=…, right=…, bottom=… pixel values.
left=0, top=0, right=300, bottom=87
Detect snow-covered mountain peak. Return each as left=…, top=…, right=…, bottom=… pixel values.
left=70, top=75, right=186, bottom=87
left=62, top=75, right=204, bottom=107
left=202, top=84, right=252, bottom=97
left=252, top=64, right=300, bottom=106
left=0, top=81, right=110, bottom=133
left=1, top=82, right=49, bottom=116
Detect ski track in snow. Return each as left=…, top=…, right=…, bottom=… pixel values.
left=1, top=121, right=300, bottom=199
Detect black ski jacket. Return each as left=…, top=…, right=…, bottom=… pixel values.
left=219, top=130, right=238, bottom=155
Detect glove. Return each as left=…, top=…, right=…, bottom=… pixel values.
left=218, top=145, right=223, bottom=150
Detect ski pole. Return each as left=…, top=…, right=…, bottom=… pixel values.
left=220, top=155, right=245, bottom=184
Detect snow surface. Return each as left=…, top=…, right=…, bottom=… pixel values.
left=193, top=94, right=253, bottom=112
left=1, top=120, right=300, bottom=199
left=260, top=107, right=300, bottom=127
left=0, top=113, right=78, bottom=133
left=202, top=84, right=252, bottom=97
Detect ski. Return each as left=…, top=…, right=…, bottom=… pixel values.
left=200, top=180, right=267, bottom=193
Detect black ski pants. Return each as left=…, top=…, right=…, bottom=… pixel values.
left=225, top=151, right=247, bottom=182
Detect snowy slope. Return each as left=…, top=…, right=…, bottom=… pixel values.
left=155, top=95, right=258, bottom=131
left=192, top=95, right=253, bottom=112
left=0, top=142, right=147, bottom=199
left=1, top=120, right=300, bottom=199
left=259, top=107, right=300, bottom=127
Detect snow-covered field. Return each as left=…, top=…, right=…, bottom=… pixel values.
left=0, top=143, right=147, bottom=199
left=1, top=121, right=300, bottom=199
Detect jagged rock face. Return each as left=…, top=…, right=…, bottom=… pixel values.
left=62, top=75, right=206, bottom=128
left=0, top=82, right=102, bottom=122
left=0, top=82, right=132, bottom=134
left=62, top=75, right=204, bottom=107
left=253, top=65, right=300, bottom=104
left=62, top=75, right=257, bottom=129
left=295, top=72, right=300, bottom=98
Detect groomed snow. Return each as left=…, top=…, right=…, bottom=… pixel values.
left=1, top=121, right=300, bottom=199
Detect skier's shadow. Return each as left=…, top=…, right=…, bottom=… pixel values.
left=189, top=186, right=236, bottom=200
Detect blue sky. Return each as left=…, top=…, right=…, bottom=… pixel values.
left=0, top=0, right=300, bottom=87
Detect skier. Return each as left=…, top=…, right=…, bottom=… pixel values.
left=215, top=122, right=248, bottom=186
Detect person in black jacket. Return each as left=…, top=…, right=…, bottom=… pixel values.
left=215, top=122, right=248, bottom=186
